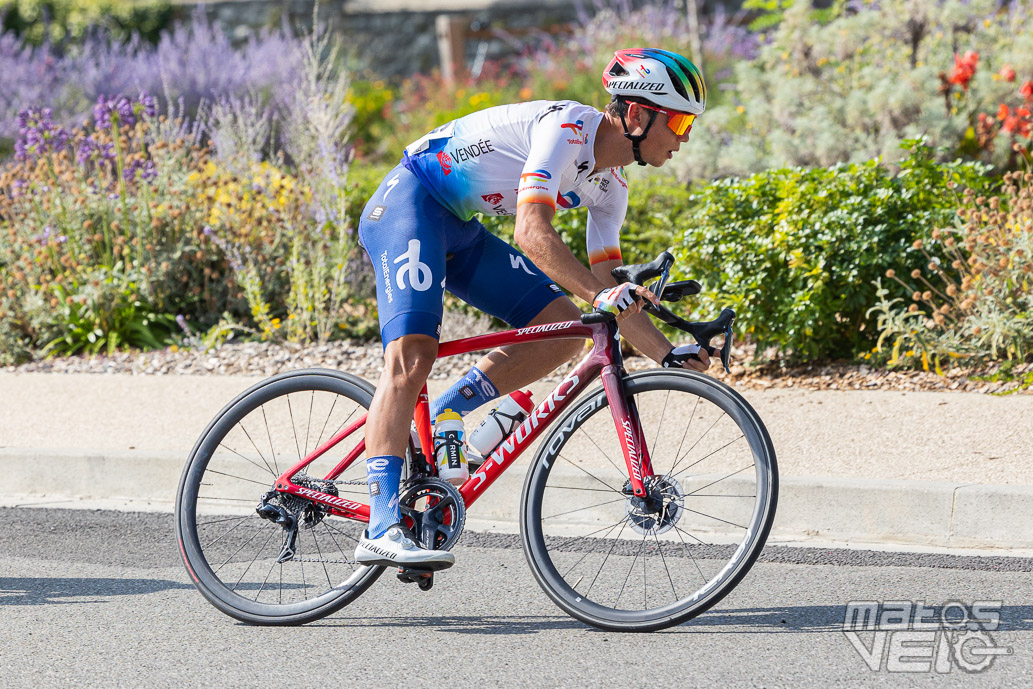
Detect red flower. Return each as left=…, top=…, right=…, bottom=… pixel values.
left=1021, top=80, right=1033, bottom=100
left=948, top=51, right=979, bottom=91
left=997, top=103, right=1010, bottom=121
left=999, top=65, right=1016, bottom=82
left=1002, top=108, right=1031, bottom=138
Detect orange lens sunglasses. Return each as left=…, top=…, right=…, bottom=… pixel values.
left=637, top=103, right=696, bottom=136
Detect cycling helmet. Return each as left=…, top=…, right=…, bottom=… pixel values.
left=602, top=48, right=707, bottom=164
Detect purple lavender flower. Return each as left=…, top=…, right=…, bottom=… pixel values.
left=124, top=158, right=157, bottom=182
left=36, top=226, right=68, bottom=244
left=14, top=107, right=70, bottom=161
left=76, top=135, right=116, bottom=165
left=93, top=95, right=134, bottom=129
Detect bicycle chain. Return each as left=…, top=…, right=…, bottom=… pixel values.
left=294, top=472, right=367, bottom=487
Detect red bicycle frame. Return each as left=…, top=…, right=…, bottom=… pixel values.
left=270, top=318, right=655, bottom=523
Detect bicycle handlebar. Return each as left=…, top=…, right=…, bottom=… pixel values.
left=579, top=250, right=735, bottom=373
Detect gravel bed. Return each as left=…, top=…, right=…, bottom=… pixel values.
left=4, top=339, right=1030, bottom=395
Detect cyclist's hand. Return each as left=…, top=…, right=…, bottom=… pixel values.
left=662, top=344, right=711, bottom=372
left=593, top=283, right=659, bottom=321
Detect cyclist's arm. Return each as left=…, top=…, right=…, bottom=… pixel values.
left=590, top=258, right=675, bottom=361
left=514, top=203, right=608, bottom=302
left=584, top=175, right=707, bottom=369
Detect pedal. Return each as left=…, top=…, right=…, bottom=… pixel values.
left=397, top=566, right=435, bottom=591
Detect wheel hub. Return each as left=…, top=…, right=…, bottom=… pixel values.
left=625, top=475, right=685, bottom=535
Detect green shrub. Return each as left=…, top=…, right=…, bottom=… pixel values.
left=869, top=169, right=1033, bottom=370
left=0, top=0, right=173, bottom=45
left=675, top=0, right=1033, bottom=182
left=672, top=140, right=994, bottom=361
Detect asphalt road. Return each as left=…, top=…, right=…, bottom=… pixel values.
left=1, top=507, right=1030, bottom=688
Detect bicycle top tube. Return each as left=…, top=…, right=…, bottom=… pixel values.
left=435, top=319, right=603, bottom=360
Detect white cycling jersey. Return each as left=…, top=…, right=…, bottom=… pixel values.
left=402, top=100, right=629, bottom=265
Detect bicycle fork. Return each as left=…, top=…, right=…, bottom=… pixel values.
left=601, top=365, right=654, bottom=498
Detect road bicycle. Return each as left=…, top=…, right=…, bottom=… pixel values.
left=175, top=251, right=778, bottom=632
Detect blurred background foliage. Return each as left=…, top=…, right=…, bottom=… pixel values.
left=1, top=0, right=1031, bottom=367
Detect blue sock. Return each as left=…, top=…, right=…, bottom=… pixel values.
left=365, top=454, right=403, bottom=539
left=430, top=366, right=500, bottom=420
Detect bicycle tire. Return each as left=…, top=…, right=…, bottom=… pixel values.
left=520, top=369, right=778, bottom=632
left=175, top=368, right=384, bottom=625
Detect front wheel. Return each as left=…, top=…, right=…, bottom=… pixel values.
left=520, top=370, right=778, bottom=632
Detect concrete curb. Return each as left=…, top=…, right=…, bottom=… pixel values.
left=3, top=448, right=1031, bottom=552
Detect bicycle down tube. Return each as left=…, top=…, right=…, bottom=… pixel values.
left=268, top=317, right=656, bottom=520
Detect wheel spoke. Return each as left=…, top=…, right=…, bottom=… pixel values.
left=322, top=520, right=357, bottom=569
left=683, top=462, right=753, bottom=496
left=585, top=518, right=630, bottom=599
left=557, top=453, right=623, bottom=494
left=559, top=517, right=628, bottom=579
left=653, top=529, right=678, bottom=603
left=201, top=513, right=252, bottom=551
left=232, top=526, right=278, bottom=592
left=305, top=390, right=315, bottom=458
left=614, top=532, right=648, bottom=609
left=542, top=496, right=627, bottom=521
left=216, top=441, right=277, bottom=478
left=674, top=524, right=709, bottom=584
left=314, top=396, right=339, bottom=450
left=237, top=422, right=276, bottom=476
left=205, top=468, right=273, bottom=488
left=287, top=394, right=303, bottom=464
left=666, top=412, right=725, bottom=480
left=579, top=423, right=629, bottom=478
left=261, top=405, right=280, bottom=475
left=671, top=434, right=746, bottom=482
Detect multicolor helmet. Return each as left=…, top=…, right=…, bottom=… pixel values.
left=602, top=48, right=707, bottom=115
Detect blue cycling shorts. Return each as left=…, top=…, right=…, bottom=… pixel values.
left=358, top=163, right=565, bottom=346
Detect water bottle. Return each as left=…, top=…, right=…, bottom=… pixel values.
left=468, top=390, right=535, bottom=458
left=433, top=409, right=468, bottom=486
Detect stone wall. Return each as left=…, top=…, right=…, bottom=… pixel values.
left=173, top=0, right=748, bottom=79
left=173, top=0, right=585, bottom=78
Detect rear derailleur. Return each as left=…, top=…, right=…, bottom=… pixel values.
left=255, top=476, right=338, bottom=563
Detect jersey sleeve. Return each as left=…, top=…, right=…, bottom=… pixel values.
left=586, top=167, right=629, bottom=266
left=516, top=108, right=583, bottom=211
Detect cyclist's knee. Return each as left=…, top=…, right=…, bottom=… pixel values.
left=383, top=334, right=438, bottom=384
left=528, top=298, right=583, bottom=360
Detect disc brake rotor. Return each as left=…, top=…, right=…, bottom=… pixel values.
left=625, top=475, right=685, bottom=535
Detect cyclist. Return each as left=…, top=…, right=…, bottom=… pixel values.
left=354, top=48, right=711, bottom=569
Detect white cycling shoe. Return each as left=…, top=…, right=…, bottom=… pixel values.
left=354, top=523, right=455, bottom=571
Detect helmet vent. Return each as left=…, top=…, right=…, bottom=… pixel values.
left=608, top=63, right=629, bottom=77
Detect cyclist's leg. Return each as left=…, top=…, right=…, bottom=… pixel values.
left=473, top=297, right=583, bottom=394
left=355, top=164, right=459, bottom=568
left=437, top=228, right=583, bottom=410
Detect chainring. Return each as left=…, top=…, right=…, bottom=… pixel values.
left=399, top=477, right=466, bottom=551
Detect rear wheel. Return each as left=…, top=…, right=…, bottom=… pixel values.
left=521, top=370, right=777, bottom=632
left=175, top=369, right=383, bottom=625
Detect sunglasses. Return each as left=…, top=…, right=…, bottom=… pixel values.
left=636, top=103, right=696, bottom=136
